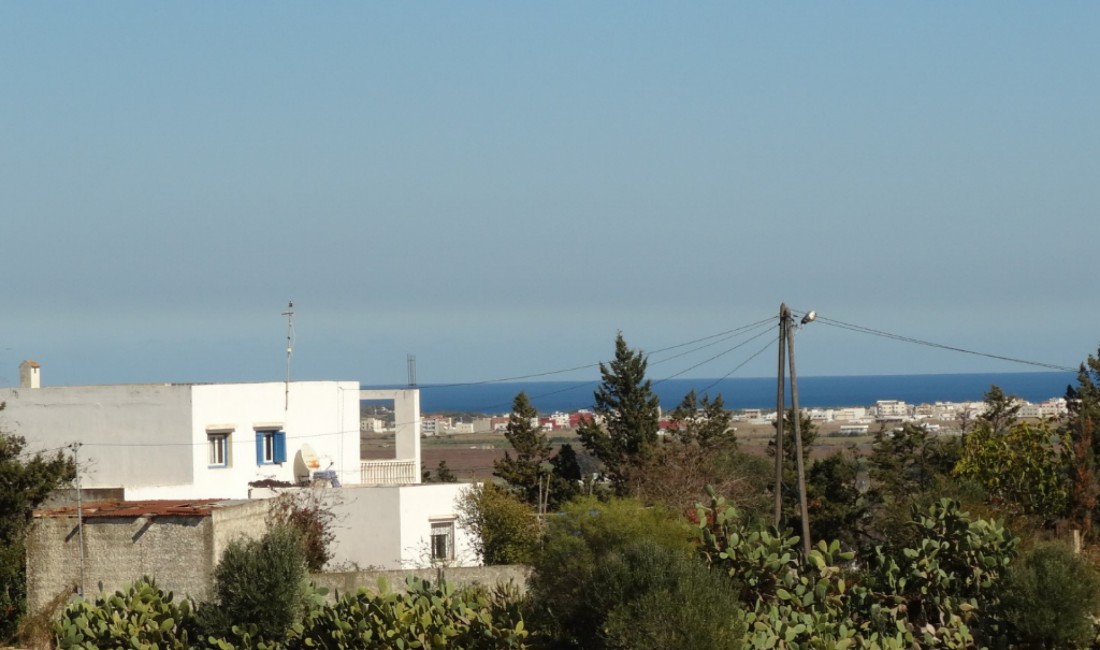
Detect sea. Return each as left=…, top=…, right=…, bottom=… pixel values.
left=363, top=371, right=1079, bottom=415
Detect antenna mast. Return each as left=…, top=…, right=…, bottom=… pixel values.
left=283, top=301, right=294, bottom=410
left=407, top=354, right=417, bottom=387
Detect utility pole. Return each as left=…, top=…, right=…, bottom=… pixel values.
left=774, top=306, right=787, bottom=528
left=774, top=303, right=814, bottom=558
left=70, top=442, right=85, bottom=597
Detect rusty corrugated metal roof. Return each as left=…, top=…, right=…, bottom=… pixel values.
left=33, top=499, right=227, bottom=519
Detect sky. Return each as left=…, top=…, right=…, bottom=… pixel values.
left=2, top=3, right=1098, bottom=387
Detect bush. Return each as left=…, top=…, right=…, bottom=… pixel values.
left=292, top=577, right=529, bottom=649
left=527, top=497, right=694, bottom=648
left=999, top=542, right=1100, bottom=649
left=198, top=524, right=309, bottom=643
left=457, top=482, right=540, bottom=565
left=52, top=577, right=199, bottom=650
left=267, top=489, right=336, bottom=572
left=592, top=540, right=744, bottom=650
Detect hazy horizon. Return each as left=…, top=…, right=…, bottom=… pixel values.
left=5, top=4, right=1097, bottom=387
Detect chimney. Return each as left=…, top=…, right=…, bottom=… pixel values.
left=19, top=360, right=41, bottom=389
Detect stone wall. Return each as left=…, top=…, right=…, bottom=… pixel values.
left=210, top=499, right=270, bottom=561
left=26, top=515, right=214, bottom=615
left=309, top=565, right=531, bottom=601
left=26, top=501, right=268, bottom=616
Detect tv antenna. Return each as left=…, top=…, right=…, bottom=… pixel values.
left=283, top=301, right=295, bottom=410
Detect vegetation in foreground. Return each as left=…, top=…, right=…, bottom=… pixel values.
left=15, top=337, right=1100, bottom=648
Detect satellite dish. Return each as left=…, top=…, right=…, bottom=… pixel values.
left=294, top=444, right=322, bottom=483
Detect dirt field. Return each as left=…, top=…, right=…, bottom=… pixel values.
left=361, top=417, right=962, bottom=482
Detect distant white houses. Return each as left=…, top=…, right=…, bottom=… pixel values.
left=361, top=416, right=387, bottom=433
left=874, top=400, right=910, bottom=420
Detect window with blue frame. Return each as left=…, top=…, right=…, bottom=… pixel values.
left=208, top=431, right=231, bottom=468
left=256, top=430, right=287, bottom=465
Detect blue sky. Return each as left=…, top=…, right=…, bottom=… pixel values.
left=2, top=3, right=1098, bottom=386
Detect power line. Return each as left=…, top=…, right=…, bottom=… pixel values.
left=422, top=316, right=777, bottom=389
left=811, top=315, right=1076, bottom=372
left=653, top=325, right=776, bottom=387
left=695, top=336, right=779, bottom=397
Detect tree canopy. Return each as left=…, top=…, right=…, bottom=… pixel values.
left=576, top=333, right=660, bottom=496
left=0, top=403, right=77, bottom=640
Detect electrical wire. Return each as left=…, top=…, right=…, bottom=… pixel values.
left=653, top=325, right=776, bottom=387
left=421, top=316, right=776, bottom=388
left=809, top=314, right=1076, bottom=372
left=695, top=336, right=779, bottom=397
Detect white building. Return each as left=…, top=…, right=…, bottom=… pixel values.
left=833, top=407, right=868, bottom=422
left=1040, top=398, right=1068, bottom=419
left=7, top=364, right=478, bottom=570
left=325, top=483, right=475, bottom=569
left=360, top=416, right=386, bottom=433
left=1, top=376, right=361, bottom=500
left=874, top=400, right=910, bottom=420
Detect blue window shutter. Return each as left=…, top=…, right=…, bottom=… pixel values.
left=255, top=432, right=264, bottom=464
left=274, top=431, right=287, bottom=464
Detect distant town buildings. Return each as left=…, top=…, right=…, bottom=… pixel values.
left=399, top=394, right=1068, bottom=436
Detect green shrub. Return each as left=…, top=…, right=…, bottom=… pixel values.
left=867, top=498, right=1017, bottom=643
left=695, top=488, right=1024, bottom=649
left=592, top=540, right=744, bottom=650
left=291, top=576, right=528, bottom=649
left=527, top=496, right=694, bottom=648
left=52, top=576, right=199, bottom=650
left=268, top=490, right=336, bottom=572
left=457, top=482, right=540, bottom=565
left=198, top=524, right=309, bottom=644
left=999, top=542, right=1100, bottom=649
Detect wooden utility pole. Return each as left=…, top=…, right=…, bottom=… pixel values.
left=774, top=303, right=813, bottom=558
left=774, top=305, right=787, bottom=528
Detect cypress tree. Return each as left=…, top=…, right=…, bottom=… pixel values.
left=577, top=333, right=660, bottom=496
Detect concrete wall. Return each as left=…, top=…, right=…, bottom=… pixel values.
left=323, top=483, right=476, bottom=570
left=397, top=483, right=477, bottom=568
left=325, top=486, right=403, bottom=569
left=310, top=565, right=531, bottom=601
left=26, top=501, right=269, bottom=616
left=26, top=514, right=214, bottom=614
left=210, top=498, right=270, bottom=562
left=0, top=384, right=193, bottom=492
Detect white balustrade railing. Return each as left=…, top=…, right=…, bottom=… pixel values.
left=359, top=459, right=418, bottom=485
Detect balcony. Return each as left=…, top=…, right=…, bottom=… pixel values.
left=359, top=459, right=418, bottom=486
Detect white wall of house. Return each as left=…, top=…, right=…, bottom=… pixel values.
left=324, top=483, right=476, bottom=570
left=397, top=484, right=476, bottom=568
left=0, top=380, right=360, bottom=501
left=326, top=486, right=403, bottom=569
left=0, top=384, right=194, bottom=492
left=160, top=381, right=361, bottom=501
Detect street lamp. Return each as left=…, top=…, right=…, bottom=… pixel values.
left=774, top=303, right=815, bottom=558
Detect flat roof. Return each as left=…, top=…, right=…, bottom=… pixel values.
left=34, top=499, right=230, bottom=519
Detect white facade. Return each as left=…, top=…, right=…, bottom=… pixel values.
left=10, top=369, right=478, bottom=571
left=361, top=417, right=386, bottom=433
left=875, top=400, right=910, bottom=419
left=0, top=381, right=360, bottom=500
left=325, top=483, right=477, bottom=569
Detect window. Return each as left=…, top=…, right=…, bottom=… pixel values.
left=430, top=519, right=455, bottom=562
left=208, top=432, right=230, bottom=468
left=255, top=430, right=287, bottom=465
